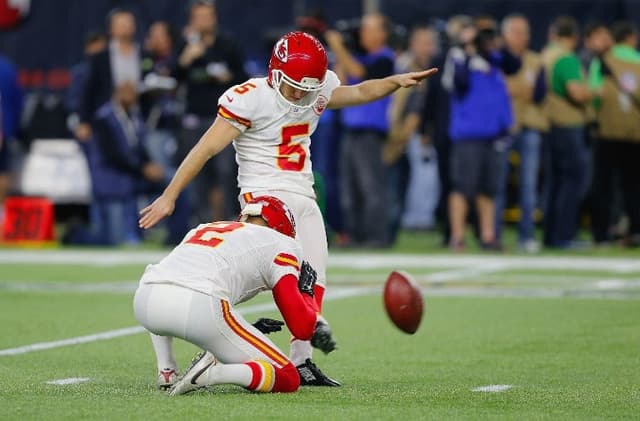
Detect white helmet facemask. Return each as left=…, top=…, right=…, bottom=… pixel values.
left=271, top=69, right=326, bottom=110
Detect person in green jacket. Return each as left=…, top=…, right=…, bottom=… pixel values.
left=540, top=16, right=595, bottom=248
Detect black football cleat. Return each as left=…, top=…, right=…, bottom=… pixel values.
left=296, top=359, right=341, bottom=387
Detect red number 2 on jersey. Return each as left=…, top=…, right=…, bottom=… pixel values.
left=185, top=222, right=244, bottom=248
left=278, top=123, right=309, bottom=172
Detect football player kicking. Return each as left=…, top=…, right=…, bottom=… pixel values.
left=134, top=196, right=335, bottom=395
left=139, top=31, right=437, bottom=386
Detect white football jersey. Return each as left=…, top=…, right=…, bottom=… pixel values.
left=140, top=221, right=302, bottom=305
left=217, top=70, right=341, bottom=198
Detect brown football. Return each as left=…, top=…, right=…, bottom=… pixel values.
left=383, top=270, right=424, bottom=334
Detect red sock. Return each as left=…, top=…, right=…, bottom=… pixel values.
left=271, top=362, right=300, bottom=393
left=245, top=361, right=299, bottom=393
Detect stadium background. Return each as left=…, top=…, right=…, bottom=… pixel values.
left=1, top=0, right=640, bottom=74
left=1, top=0, right=640, bottom=243
left=0, top=1, right=639, bottom=419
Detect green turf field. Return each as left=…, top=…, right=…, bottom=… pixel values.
left=1, top=249, right=639, bottom=420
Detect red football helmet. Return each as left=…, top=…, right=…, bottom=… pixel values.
left=268, top=31, right=328, bottom=109
left=239, top=196, right=296, bottom=238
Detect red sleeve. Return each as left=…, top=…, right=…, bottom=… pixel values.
left=272, top=274, right=318, bottom=340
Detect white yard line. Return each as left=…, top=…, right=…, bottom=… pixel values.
left=0, top=286, right=377, bottom=357
left=592, top=279, right=640, bottom=290
left=0, top=281, right=139, bottom=293
left=45, top=377, right=91, bottom=386
left=3, top=260, right=640, bottom=297
left=472, top=384, right=514, bottom=393
left=0, top=326, right=145, bottom=357
left=423, top=286, right=640, bottom=300
left=3, top=278, right=638, bottom=300
left=0, top=263, right=505, bottom=293
left=0, top=259, right=502, bottom=291
left=333, top=254, right=640, bottom=272
left=4, top=275, right=640, bottom=293
left=332, top=254, right=640, bottom=272
left=0, top=250, right=167, bottom=266
left=419, top=261, right=509, bottom=283
left=2, top=250, right=640, bottom=272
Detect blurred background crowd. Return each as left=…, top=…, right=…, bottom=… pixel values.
left=0, top=0, right=639, bottom=252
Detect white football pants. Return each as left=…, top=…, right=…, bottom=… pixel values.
left=133, top=283, right=290, bottom=368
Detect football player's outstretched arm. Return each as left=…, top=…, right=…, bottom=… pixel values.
left=138, top=117, right=241, bottom=229
left=327, top=68, right=438, bottom=109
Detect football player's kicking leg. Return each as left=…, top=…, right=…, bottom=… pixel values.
left=239, top=191, right=339, bottom=386
left=169, top=298, right=299, bottom=395
left=287, top=195, right=340, bottom=386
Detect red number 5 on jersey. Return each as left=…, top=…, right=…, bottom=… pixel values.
left=278, top=123, right=309, bottom=172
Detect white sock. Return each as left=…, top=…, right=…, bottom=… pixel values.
left=201, top=364, right=253, bottom=388
left=149, top=333, right=178, bottom=371
left=289, top=339, right=312, bottom=366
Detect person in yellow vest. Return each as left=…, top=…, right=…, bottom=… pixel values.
left=496, top=14, right=548, bottom=253
left=540, top=16, right=594, bottom=248
left=588, top=21, right=640, bottom=247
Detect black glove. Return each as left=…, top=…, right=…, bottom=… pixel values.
left=311, top=320, right=337, bottom=354
left=252, top=318, right=284, bottom=334
left=298, top=261, right=317, bottom=297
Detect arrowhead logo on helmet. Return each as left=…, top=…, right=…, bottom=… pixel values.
left=275, top=38, right=289, bottom=63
